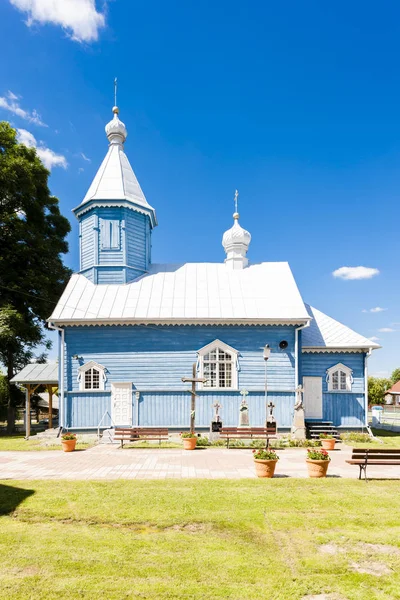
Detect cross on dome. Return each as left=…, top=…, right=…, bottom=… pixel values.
left=222, top=190, right=251, bottom=269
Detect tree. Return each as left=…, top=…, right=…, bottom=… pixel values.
left=368, top=376, right=391, bottom=406
left=0, top=122, right=71, bottom=432
left=391, top=368, right=400, bottom=385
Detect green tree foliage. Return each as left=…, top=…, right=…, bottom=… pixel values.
left=391, top=368, right=400, bottom=385
left=368, top=376, right=391, bottom=405
left=0, top=122, right=71, bottom=432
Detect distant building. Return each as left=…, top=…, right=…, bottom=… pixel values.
left=385, top=381, right=400, bottom=405
left=48, top=105, right=380, bottom=431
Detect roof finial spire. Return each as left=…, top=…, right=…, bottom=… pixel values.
left=113, top=77, right=119, bottom=114
left=233, top=189, right=239, bottom=220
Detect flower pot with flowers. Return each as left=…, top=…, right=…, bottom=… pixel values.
left=306, top=447, right=330, bottom=478
left=319, top=433, right=336, bottom=451
left=61, top=432, right=77, bottom=452
left=181, top=432, right=197, bottom=450
left=252, top=448, right=280, bottom=478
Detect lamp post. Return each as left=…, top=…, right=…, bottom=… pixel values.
left=263, top=344, right=271, bottom=427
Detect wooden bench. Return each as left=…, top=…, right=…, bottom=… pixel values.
left=114, top=427, right=169, bottom=448
left=220, top=427, right=277, bottom=449
left=346, top=448, right=400, bottom=481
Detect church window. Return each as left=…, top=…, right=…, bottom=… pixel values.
left=100, top=219, right=120, bottom=250
left=326, top=363, right=352, bottom=392
left=198, top=340, right=239, bottom=390
left=78, top=361, right=106, bottom=391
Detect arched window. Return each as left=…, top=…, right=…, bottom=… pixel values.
left=326, top=363, right=353, bottom=392
left=78, top=361, right=106, bottom=391
left=198, top=340, right=239, bottom=390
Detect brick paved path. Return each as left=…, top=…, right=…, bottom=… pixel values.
left=1, top=445, right=398, bottom=480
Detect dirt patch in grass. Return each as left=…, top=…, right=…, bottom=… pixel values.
left=302, top=594, right=346, bottom=600
left=358, top=543, right=400, bottom=555
left=1, top=565, right=41, bottom=578
left=319, top=543, right=345, bottom=555
left=350, top=561, right=392, bottom=576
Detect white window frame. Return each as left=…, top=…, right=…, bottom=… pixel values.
left=326, top=363, right=353, bottom=392
left=77, top=361, right=107, bottom=391
left=197, top=339, right=239, bottom=391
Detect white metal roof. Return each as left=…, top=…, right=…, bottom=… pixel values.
left=49, top=262, right=310, bottom=325
left=302, top=305, right=380, bottom=351
left=74, top=142, right=157, bottom=224
left=10, top=363, right=58, bottom=385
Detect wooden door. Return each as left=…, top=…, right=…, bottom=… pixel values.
left=111, top=382, right=132, bottom=426
left=303, top=377, right=323, bottom=419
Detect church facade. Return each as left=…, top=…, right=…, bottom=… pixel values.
left=49, top=106, right=379, bottom=432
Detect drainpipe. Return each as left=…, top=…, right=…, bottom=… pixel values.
left=48, top=322, right=65, bottom=432
left=364, top=348, right=372, bottom=429
left=295, top=321, right=311, bottom=389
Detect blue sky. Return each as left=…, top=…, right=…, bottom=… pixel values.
left=0, top=0, right=399, bottom=376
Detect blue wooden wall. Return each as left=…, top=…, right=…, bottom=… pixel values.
left=78, top=207, right=151, bottom=284
left=65, top=324, right=296, bottom=392
left=301, top=352, right=366, bottom=427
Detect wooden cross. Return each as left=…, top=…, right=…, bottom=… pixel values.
left=182, top=363, right=206, bottom=433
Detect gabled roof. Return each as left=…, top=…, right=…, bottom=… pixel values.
left=10, top=363, right=58, bottom=385
left=386, top=381, right=400, bottom=394
left=302, top=305, right=380, bottom=351
left=73, top=143, right=157, bottom=225
left=48, top=262, right=310, bottom=325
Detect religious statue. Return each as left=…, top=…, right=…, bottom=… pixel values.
left=239, top=389, right=250, bottom=427
left=291, top=385, right=306, bottom=440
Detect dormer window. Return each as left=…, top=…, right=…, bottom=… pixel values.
left=198, top=340, right=239, bottom=390
left=78, top=361, right=106, bottom=391
left=326, top=363, right=353, bottom=392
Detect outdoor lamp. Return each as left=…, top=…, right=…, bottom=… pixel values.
left=263, top=344, right=271, bottom=361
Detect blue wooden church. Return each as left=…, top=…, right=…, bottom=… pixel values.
left=49, top=105, right=379, bottom=432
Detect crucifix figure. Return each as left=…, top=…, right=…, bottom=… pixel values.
left=267, top=401, right=275, bottom=418
left=182, top=364, right=206, bottom=433
left=213, top=401, right=222, bottom=422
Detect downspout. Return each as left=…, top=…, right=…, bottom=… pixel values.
left=364, top=348, right=372, bottom=430
left=48, top=322, right=65, bottom=432
left=295, top=321, right=311, bottom=389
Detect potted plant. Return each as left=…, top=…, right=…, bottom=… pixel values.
left=181, top=432, right=197, bottom=450
left=306, top=447, right=330, bottom=478
left=61, top=432, right=77, bottom=452
left=252, top=448, right=280, bottom=478
left=320, top=433, right=336, bottom=451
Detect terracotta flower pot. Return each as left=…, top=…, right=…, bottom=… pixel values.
left=254, top=459, right=278, bottom=478
left=306, top=459, right=329, bottom=478
left=61, top=439, right=77, bottom=452
left=183, top=437, right=197, bottom=450
left=321, top=439, right=336, bottom=451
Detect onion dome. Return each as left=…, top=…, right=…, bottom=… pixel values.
left=222, top=211, right=251, bottom=270
left=105, top=106, right=127, bottom=144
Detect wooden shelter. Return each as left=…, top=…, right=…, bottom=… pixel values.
left=10, top=363, right=58, bottom=438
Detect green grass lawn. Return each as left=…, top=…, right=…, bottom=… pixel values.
left=0, top=435, right=93, bottom=451
left=341, top=428, right=400, bottom=448
left=1, top=480, right=400, bottom=599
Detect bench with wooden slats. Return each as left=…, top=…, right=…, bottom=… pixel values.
left=346, top=448, right=400, bottom=481
left=114, top=427, right=169, bottom=448
left=220, top=426, right=277, bottom=449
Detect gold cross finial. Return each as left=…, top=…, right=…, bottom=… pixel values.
left=112, top=78, right=119, bottom=114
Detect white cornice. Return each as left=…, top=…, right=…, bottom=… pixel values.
left=48, top=318, right=310, bottom=328
left=302, top=347, right=370, bottom=354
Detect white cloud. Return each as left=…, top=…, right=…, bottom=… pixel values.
left=378, top=328, right=395, bottom=333
left=332, top=266, right=380, bottom=280
left=80, top=152, right=91, bottom=162
left=362, top=307, right=387, bottom=313
left=10, top=0, right=106, bottom=43
left=17, top=128, right=67, bottom=170
left=369, top=336, right=380, bottom=342
left=0, top=90, right=47, bottom=126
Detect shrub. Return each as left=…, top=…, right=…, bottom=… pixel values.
left=210, top=439, right=225, bottom=447
left=196, top=436, right=210, bottom=447
left=340, top=432, right=371, bottom=443
left=288, top=438, right=321, bottom=448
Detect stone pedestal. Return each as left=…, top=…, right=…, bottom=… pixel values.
left=291, top=406, right=306, bottom=440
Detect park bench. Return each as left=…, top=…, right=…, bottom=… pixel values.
left=346, top=448, right=400, bottom=481
left=114, top=427, right=169, bottom=448
left=220, top=426, right=277, bottom=449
